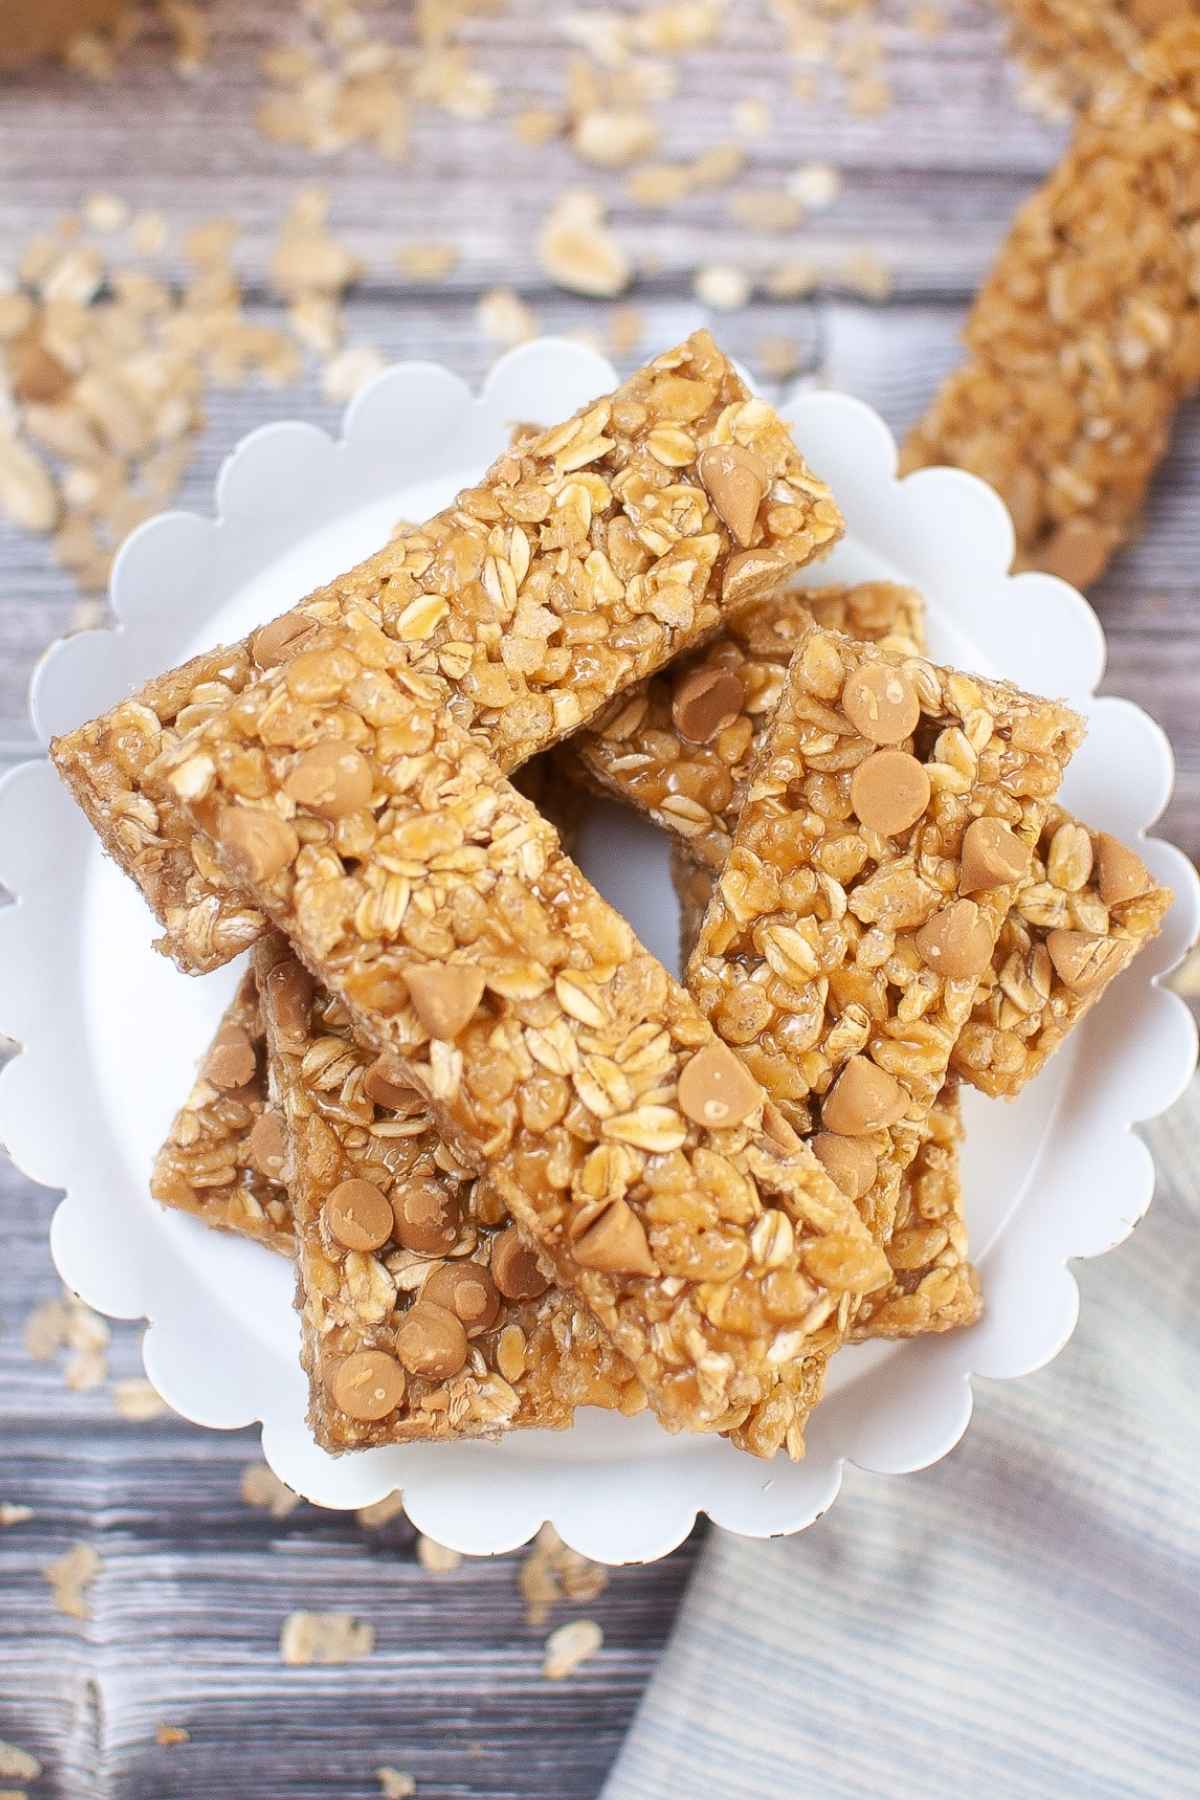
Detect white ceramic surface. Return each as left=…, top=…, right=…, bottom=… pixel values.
left=2, top=341, right=1195, bottom=1564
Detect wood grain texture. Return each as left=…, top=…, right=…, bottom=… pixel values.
left=0, top=3, right=1196, bottom=1797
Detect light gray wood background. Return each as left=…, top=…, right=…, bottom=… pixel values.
left=0, top=4, right=1196, bottom=1798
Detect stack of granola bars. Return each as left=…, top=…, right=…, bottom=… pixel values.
left=51, top=332, right=1172, bottom=1463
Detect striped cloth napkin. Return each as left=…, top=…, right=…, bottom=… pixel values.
left=603, top=1076, right=1200, bottom=1800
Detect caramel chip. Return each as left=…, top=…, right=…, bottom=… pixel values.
left=571, top=1199, right=656, bottom=1276
left=677, top=1040, right=761, bottom=1130
left=363, top=1056, right=419, bottom=1112
left=283, top=742, right=373, bottom=820
left=812, top=1131, right=878, bottom=1201
left=391, top=1176, right=461, bottom=1255
left=490, top=1225, right=550, bottom=1300
left=850, top=749, right=931, bottom=837
left=696, top=443, right=769, bottom=547
left=252, top=613, right=320, bottom=669
left=248, top=1110, right=287, bottom=1180
left=914, top=899, right=993, bottom=980
left=204, top=1025, right=256, bottom=1090
left=331, top=1350, right=406, bottom=1422
left=404, top=963, right=485, bottom=1040
left=1096, top=833, right=1150, bottom=908
left=325, top=1177, right=394, bottom=1252
left=394, top=1301, right=468, bottom=1380
left=959, top=817, right=1031, bottom=894
left=218, top=806, right=298, bottom=884
left=1046, top=929, right=1126, bottom=994
left=422, top=1262, right=501, bottom=1334
left=841, top=663, right=920, bottom=745
left=821, top=1055, right=907, bottom=1135
left=671, top=666, right=744, bottom=745
left=265, top=958, right=314, bottom=1053
left=721, top=544, right=794, bottom=605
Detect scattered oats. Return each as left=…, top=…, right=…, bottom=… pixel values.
left=155, top=1725, right=190, bottom=1748
left=477, top=287, right=539, bottom=347
left=289, top=296, right=342, bottom=356
left=24, top=1295, right=74, bottom=1360
left=572, top=109, right=659, bottom=168
left=849, top=73, right=891, bottom=116
left=64, top=1346, right=108, bottom=1392
left=396, top=244, right=459, bottom=283
left=513, top=108, right=564, bottom=148
left=627, top=163, right=692, bottom=208
left=0, top=1505, right=34, bottom=1528
left=733, top=95, right=771, bottom=136
left=65, top=30, right=117, bottom=80
left=519, top=1524, right=608, bottom=1627
left=271, top=196, right=361, bottom=301
left=241, top=1463, right=301, bottom=1520
left=322, top=345, right=387, bottom=405
left=356, top=1491, right=406, bottom=1529
left=538, top=190, right=630, bottom=298
left=84, top=192, right=130, bottom=234
left=279, top=1612, right=375, bottom=1667
left=910, top=3, right=944, bottom=36
left=44, top=1542, right=100, bottom=1620
left=689, top=142, right=745, bottom=189
left=543, top=1618, right=603, bottom=1681
left=606, top=305, right=645, bottom=358
left=113, top=1377, right=168, bottom=1421
left=416, top=1535, right=462, bottom=1573
left=376, top=1771, right=416, bottom=1800
left=631, top=1, right=722, bottom=55
left=788, top=162, right=842, bottom=211
left=765, top=259, right=819, bottom=300
left=1167, top=944, right=1200, bottom=997
left=842, top=250, right=893, bottom=301
left=129, top=211, right=169, bottom=257
left=0, top=293, right=34, bottom=339
left=160, top=0, right=209, bottom=75
left=694, top=264, right=750, bottom=311
left=792, top=71, right=817, bottom=102
left=728, top=191, right=804, bottom=232
left=0, top=435, right=60, bottom=533
left=0, top=1744, right=40, bottom=1784
left=757, top=335, right=803, bottom=381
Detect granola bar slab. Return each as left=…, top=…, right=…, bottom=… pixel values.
left=1002, top=0, right=1193, bottom=109
left=901, top=21, right=1200, bottom=590
left=952, top=805, right=1173, bottom=1098
left=573, top=583, right=925, bottom=874
left=159, top=631, right=891, bottom=1449
left=256, top=938, right=645, bottom=1450
left=51, top=330, right=842, bottom=974
left=150, top=968, right=292, bottom=1254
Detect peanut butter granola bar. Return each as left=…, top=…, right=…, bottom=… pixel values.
left=51, top=330, right=842, bottom=974
left=256, top=937, right=645, bottom=1449
left=151, top=969, right=291, bottom=1253
left=952, top=805, right=1173, bottom=1098
left=157, top=629, right=891, bottom=1449
left=902, top=20, right=1200, bottom=590
left=1002, top=0, right=1194, bottom=110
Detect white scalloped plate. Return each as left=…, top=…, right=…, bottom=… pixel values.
left=3, top=341, right=1196, bottom=1565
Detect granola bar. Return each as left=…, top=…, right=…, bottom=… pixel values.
left=952, top=805, right=1173, bottom=1098
left=150, top=969, right=292, bottom=1254
left=1002, top=0, right=1193, bottom=109
left=573, top=583, right=925, bottom=874
left=255, top=937, right=645, bottom=1450
left=51, top=330, right=842, bottom=974
left=157, top=629, right=892, bottom=1448
left=901, top=21, right=1200, bottom=590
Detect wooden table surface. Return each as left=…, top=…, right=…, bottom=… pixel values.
left=1, top=6, right=1197, bottom=1798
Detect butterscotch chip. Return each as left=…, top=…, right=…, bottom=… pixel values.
left=841, top=663, right=919, bottom=745
left=284, top=742, right=373, bottom=819
left=696, top=443, right=769, bottom=546
left=265, top=958, right=314, bottom=1053
left=1096, top=833, right=1149, bottom=907
left=821, top=1056, right=907, bottom=1135
left=914, top=899, right=993, bottom=980
left=394, top=1301, right=468, bottom=1380
left=404, top=964, right=486, bottom=1040
left=959, top=817, right=1031, bottom=893
left=811, top=1132, right=878, bottom=1201
left=204, top=1025, right=256, bottom=1090
left=392, top=1175, right=461, bottom=1254
left=677, top=1040, right=761, bottom=1130
left=252, top=613, right=320, bottom=668
left=1046, top=928, right=1125, bottom=993
left=326, top=1178, right=394, bottom=1251
left=422, top=1262, right=501, bottom=1333
left=671, top=666, right=744, bottom=744
left=571, top=1199, right=656, bottom=1276
left=248, top=1109, right=287, bottom=1179
left=850, top=750, right=931, bottom=837
left=218, top=806, right=298, bottom=884
left=363, top=1056, right=418, bottom=1111
left=490, top=1226, right=549, bottom=1300
left=720, top=545, right=797, bottom=606
left=332, top=1351, right=406, bottom=1422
